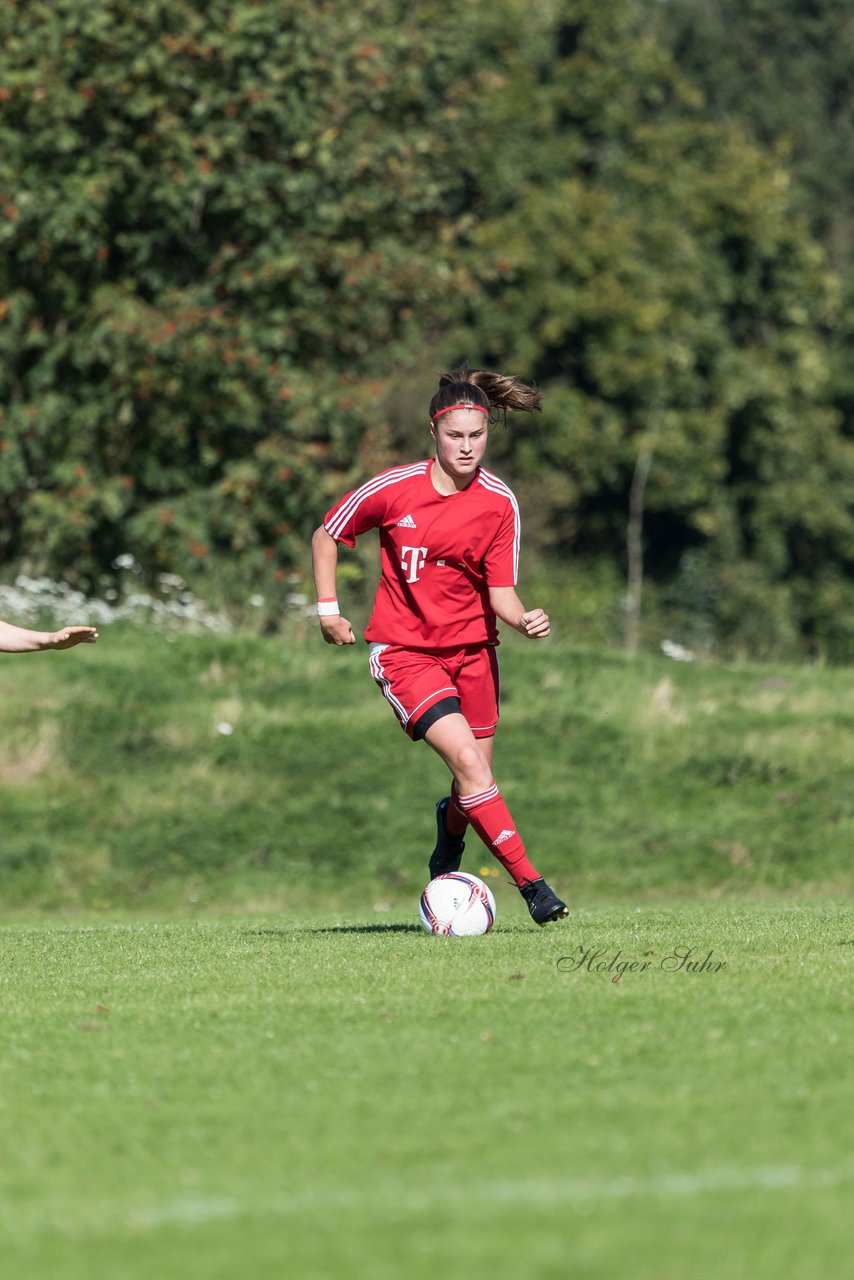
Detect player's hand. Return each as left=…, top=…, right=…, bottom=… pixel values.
left=49, top=626, right=99, bottom=649
left=520, top=608, right=550, bottom=639
left=320, top=615, right=356, bottom=646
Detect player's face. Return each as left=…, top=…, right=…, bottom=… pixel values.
left=431, top=410, right=489, bottom=481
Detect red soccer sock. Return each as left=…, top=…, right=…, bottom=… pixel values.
left=445, top=780, right=469, bottom=838
left=456, top=783, right=541, bottom=886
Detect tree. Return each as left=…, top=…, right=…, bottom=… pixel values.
left=643, top=0, right=854, bottom=262
left=2, top=0, right=851, bottom=657
left=0, top=0, right=490, bottom=609
left=441, top=1, right=853, bottom=657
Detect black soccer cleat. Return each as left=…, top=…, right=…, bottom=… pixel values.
left=428, top=796, right=466, bottom=880
left=519, top=877, right=569, bottom=926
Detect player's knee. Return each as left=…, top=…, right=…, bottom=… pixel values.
left=454, top=740, right=491, bottom=791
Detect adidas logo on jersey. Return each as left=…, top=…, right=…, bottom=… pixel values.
left=397, top=513, right=417, bottom=528
left=494, top=829, right=516, bottom=846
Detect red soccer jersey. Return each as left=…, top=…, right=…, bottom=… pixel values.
left=323, top=460, right=521, bottom=647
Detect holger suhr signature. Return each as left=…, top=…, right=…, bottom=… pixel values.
left=557, top=945, right=727, bottom=983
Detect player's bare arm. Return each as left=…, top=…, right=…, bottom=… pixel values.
left=0, top=620, right=99, bottom=653
left=310, top=526, right=356, bottom=645
left=488, top=587, right=550, bottom=639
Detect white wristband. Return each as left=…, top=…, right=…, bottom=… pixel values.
left=316, top=600, right=340, bottom=617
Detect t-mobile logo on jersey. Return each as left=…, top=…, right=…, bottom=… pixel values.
left=401, top=545, right=428, bottom=583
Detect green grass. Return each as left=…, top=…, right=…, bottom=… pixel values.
left=1, top=902, right=852, bottom=1279
left=2, top=628, right=851, bottom=1275
left=0, top=625, right=852, bottom=911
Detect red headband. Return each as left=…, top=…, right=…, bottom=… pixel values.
left=431, top=402, right=490, bottom=422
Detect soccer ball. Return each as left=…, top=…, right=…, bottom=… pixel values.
left=419, top=872, right=496, bottom=937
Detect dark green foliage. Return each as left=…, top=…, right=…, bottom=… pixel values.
left=1, top=0, right=852, bottom=657
left=0, top=0, right=488, bottom=600
left=644, top=0, right=854, bottom=256
left=637, top=0, right=854, bottom=658
left=451, top=1, right=854, bottom=659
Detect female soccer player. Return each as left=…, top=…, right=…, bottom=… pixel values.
left=0, top=619, right=98, bottom=652
left=311, top=365, right=568, bottom=926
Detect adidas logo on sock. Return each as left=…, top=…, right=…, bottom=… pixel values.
left=494, top=829, right=516, bottom=846
left=397, top=513, right=417, bottom=528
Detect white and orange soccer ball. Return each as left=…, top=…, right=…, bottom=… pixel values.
left=418, top=872, right=496, bottom=937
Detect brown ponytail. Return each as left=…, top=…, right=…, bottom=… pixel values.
left=429, top=361, right=542, bottom=424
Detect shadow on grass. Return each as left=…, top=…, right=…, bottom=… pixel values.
left=311, top=923, right=423, bottom=935
left=242, top=924, right=423, bottom=936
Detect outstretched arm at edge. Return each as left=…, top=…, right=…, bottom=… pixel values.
left=0, top=620, right=99, bottom=653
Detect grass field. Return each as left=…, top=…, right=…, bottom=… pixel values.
left=0, top=625, right=852, bottom=910
left=1, top=902, right=852, bottom=1279
left=1, top=626, right=852, bottom=1276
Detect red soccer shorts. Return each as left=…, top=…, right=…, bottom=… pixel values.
left=368, top=642, right=500, bottom=740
